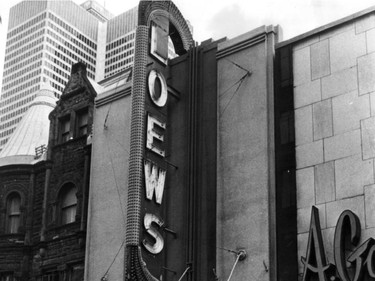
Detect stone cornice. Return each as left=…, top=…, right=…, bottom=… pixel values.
left=216, top=25, right=277, bottom=59
left=95, top=86, right=132, bottom=108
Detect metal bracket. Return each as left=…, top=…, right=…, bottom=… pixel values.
left=226, top=249, right=247, bottom=281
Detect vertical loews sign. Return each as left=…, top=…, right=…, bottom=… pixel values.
left=141, top=66, right=169, bottom=274
left=125, top=1, right=194, bottom=281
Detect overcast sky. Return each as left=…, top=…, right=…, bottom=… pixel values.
left=0, top=0, right=374, bottom=90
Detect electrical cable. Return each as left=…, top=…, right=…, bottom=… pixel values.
left=226, top=252, right=242, bottom=281
left=100, top=71, right=129, bottom=280
left=177, top=266, right=191, bottom=281
left=221, top=72, right=249, bottom=115
left=101, top=237, right=126, bottom=280
left=106, top=140, right=126, bottom=225
left=103, top=68, right=130, bottom=129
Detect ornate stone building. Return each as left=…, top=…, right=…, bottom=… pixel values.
left=0, top=62, right=95, bottom=281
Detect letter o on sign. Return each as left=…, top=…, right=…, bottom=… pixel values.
left=148, top=69, right=168, bottom=107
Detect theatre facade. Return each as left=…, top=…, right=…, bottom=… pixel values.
left=2, top=1, right=375, bottom=281
left=83, top=2, right=375, bottom=281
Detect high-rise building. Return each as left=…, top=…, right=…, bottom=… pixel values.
left=0, top=0, right=137, bottom=151
left=104, top=7, right=137, bottom=79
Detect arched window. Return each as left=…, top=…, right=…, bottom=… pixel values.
left=60, top=184, right=77, bottom=224
left=6, top=193, right=21, bottom=234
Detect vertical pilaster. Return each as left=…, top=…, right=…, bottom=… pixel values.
left=126, top=24, right=149, bottom=247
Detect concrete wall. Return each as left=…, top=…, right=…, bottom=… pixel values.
left=217, top=26, right=278, bottom=281
left=293, top=11, right=375, bottom=274
left=85, top=86, right=131, bottom=281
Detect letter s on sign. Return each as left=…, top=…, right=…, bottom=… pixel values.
left=143, top=213, right=164, bottom=254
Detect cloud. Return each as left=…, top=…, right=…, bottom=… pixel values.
left=206, top=4, right=258, bottom=40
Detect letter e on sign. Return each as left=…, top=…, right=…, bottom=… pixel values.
left=146, top=114, right=166, bottom=157
left=148, top=70, right=168, bottom=107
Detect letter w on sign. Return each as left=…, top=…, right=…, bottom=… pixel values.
left=144, top=160, right=166, bottom=204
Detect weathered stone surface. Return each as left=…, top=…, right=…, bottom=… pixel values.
left=358, top=53, right=375, bottom=95
left=335, top=154, right=373, bottom=199
left=295, top=105, right=313, bottom=146
left=315, top=161, right=335, bottom=204
left=297, top=204, right=326, bottom=234
left=313, top=99, right=333, bottom=140
left=296, top=140, right=323, bottom=169
left=295, top=79, right=321, bottom=109
left=365, top=185, right=375, bottom=228
left=296, top=167, right=315, bottom=209
left=355, top=13, right=375, bottom=34
left=293, top=46, right=311, bottom=86
left=298, top=232, right=309, bottom=274
left=367, top=28, right=375, bottom=54
left=324, top=129, right=361, bottom=161
left=370, top=92, right=375, bottom=116
left=332, top=90, right=370, bottom=134
left=361, top=116, right=375, bottom=160
left=322, top=67, right=358, bottom=99
left=311, top=39, right=330, bottom=80
left=293, top=36, right=319, bottom=51
left=329, top=29, right=366, bottom=73
left=320, top=22, right=354, bottom=40
left=362, top=228, right=375, bottom=243
left=326, top=196, right=365, bottom=228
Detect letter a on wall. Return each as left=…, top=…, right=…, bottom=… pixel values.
left=301, top=206, right=336, bottom=281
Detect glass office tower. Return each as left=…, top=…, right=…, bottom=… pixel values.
left=0, top=0, right=137, bottom=151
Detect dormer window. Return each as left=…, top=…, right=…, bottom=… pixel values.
left=60, top=117, right=71, bottom=143
left=58, top=108, right=89, bottom=143
left=76, top=109, right=88, bottom=137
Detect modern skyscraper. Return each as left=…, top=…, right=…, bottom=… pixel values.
left=104, top=7, right=137, bottom=79
left=0, top=0, right=137, bottom=151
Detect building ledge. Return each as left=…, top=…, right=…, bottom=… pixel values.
left=277, top=5, right=375, bottom=48
left=0, top=155, right=36, bottom=166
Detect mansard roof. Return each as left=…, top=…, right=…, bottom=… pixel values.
left=0, top=82, right=57, bottom=165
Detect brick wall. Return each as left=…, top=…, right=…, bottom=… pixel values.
left=0, top=168, right=33, bottom=276
left=32, top=170, right=46, bottom=243
left=293, top=12, right=375, bottom=274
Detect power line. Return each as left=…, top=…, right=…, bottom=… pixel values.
left=101, top=237, right=126, bottom=280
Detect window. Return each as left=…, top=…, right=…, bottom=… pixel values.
left=60, top=117, right=70, bottom=142
left=60, top=184, right=77, bottom=224
left=0, top=273, right=19, bottom=281
left=6, top=193, right=21, bottom=234
left=41, top=264, right=83, bottom=281
left=59, top=109, right=90, bottom=143
left=42, top=271, right=60, bottom=281
left=76, top=110, right=88, bottom=137
left=66, top=264, right=84, bottom=281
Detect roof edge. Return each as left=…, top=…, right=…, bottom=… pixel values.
left=0, top=155, right=36, bottom=166
left=276, top=5, right=375, bottom=49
